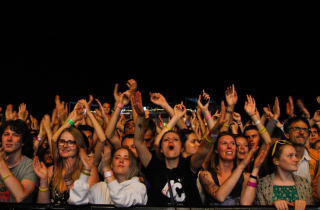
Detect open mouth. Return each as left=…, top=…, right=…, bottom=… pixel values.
left=169, top=145, right=174, bottom=150
left=238, top=151, right=246, bottom=154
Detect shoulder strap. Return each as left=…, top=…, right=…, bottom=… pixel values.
left=166, top=173, right=175, bottom=206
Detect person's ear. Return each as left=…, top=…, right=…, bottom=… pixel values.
left=284, top=132, right=290, bottom=140
left=273, top=157, right=279, bottom=165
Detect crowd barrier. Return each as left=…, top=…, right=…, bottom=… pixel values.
left=0, top=204, right=320, bottom=210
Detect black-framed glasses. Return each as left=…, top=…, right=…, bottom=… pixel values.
left=58, top=139, right=76, bottom=147
left=288, top=127, right=310, bottom=133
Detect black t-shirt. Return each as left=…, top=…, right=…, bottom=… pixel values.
left=144, top=153, right=202, bottom=207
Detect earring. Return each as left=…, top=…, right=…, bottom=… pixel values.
left=275, top=161, right=278, bottom=163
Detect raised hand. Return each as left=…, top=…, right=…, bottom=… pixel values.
left=238, top=145, right=259, bottom=170
left=173, top=103, right=186, bottom=119
left=63, top=157, right=75, bottom=180
left=18, top=103, right=28, bottom=121
left=273, top=97, right=280, bottom=120
left=119, top=90, right=131, bottom=107
left=113, top=83, right=121, bottom=103
left=88, top=95, right=94, bottom=108
left=225, top=84, right=238, bottom=107
left=101, top=145, right=112, bottom=171
left=133, top=91, right=145, bottom=116
left=79, top=148, right=93, bottom=171
left=197, top=89, right=210, bottom=111
left=253, top=145, right=270, bottom=169
left=312, top=110, right=320, bottom=122
left=5, top=104, right=15, bottom=121
left=244, top=95, right=256, bottom=116
left=296, top=99, right=310, bottom=118
left=33, top=156, right=48, bottom=181
left=286, top=96, right=295, bottom=118
left=51, top=109, right=59, bottom=127
left=95, top=99, right=107, bottom=119
left=233, top=112, right=241, bottom=123
left=149, top=92, right=168, bottom=107
left=127, top=79, right=138, bottom=96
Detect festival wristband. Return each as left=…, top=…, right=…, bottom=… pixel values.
left=117, top=103, right=124, bottom=109
left=104, top=171, right=114, bottom=178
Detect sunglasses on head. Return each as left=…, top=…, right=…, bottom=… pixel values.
left=272, top=140, right=292, bottom=156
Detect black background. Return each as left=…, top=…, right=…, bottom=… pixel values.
left=1, top=2, right=320, bottom=123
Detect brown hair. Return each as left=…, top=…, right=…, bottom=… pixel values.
left=52, top=127, right=86, bottom=194
left=112, top=147, right=139, bottom=180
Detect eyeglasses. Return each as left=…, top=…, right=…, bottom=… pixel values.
left=272, top=140, right=292, bottom=156
left=58, top=139, right=76, bottom=147
left=288, top=127, right=310, bottom=133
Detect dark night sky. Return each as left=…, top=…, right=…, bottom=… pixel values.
left=1, top=2, right=320, bottom=122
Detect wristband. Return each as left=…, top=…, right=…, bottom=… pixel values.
left=104, top=171, right=114, bottom=178
left=258, top=127, right=267, bottom=134
left=254, top=120, right=261, bottom=125
left=249, top=114, right=256, bottom=117
left=205, top=114, right=212, bottom=120
left=237, top=122, right=242, bottom=125
left=36, top=136, right=42, bottom=142
left=183, top=117, right=187, bottom=122
left=247, top=181, right=257, bottom=188
left=117, top=103, right=124, bottom=109
left=226, top=110, right=233, bottom=114
left=209, top=132, right=219, bottom=138
left=250, top=175, right=258, bottom=180
left=66, top=181, right=74, bottom=186
left=164, top=125, right=171, bottom=131
left=204, top=136, right=215, bottom=143
left=64, top=178, right=73, bottom=182
left=2, top=173, right=13, bottom=181
left=39, top=187, right=49, bottom=192
left=223, top=124, right=230, bottom=128
left=82, top=171, right=90, bottom=176
left=67, top=119, right=74, bottom=126
left=191, top=125, right=195, bottom=128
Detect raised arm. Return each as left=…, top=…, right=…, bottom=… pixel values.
left=197, top=89, right=215, bottom=131
left=200, top=146, right=258, bottom=203
left=133, top=91, right=152, bottom=168
left=127, top=79, right=138, bottom=123
left=240, top=145, right=270, bottom=205
left=78, top=99, right=107, bottom=166
left=150, top=92, right=187, bottom=129
left=220, top=84, right=238, bottom=132
left=105, top=91, right=131, bottom=149
left=244, top=95, right=271, bottom=146
left=190, top=100, right=227, bottom=173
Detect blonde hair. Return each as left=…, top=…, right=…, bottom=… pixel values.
left=112, top=147, right=139, bottom=180
left=52, top=127, right=86, bottom=194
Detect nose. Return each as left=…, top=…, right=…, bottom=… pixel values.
left=7, top=135, right=12, bottom=141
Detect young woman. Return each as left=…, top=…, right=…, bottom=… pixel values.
left=178, top=129, right=201, bottom=158
left=133, top=91, right=221, bottom=207
left=0, top=119, right=37, bottom=203
left=241, top=140, right=314, bottom=209
left=235, top=134, right=249, bottom=166
left=33, top=104, right=99, bottom=204
left=69, top=146, right=147, bottom=207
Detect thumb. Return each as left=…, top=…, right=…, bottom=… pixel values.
left=286, top=201, right=294, bottom=206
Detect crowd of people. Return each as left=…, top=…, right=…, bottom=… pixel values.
left=1, top=79, right=320, bottom=210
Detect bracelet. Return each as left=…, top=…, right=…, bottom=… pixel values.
left=205, top=114, right=212, bottom=120
left=104, top=171, right=114, bottom=178
left=254, top=120, right=261, bottom=125
left=36, top=136, right=42, bottom=142
left=250, top=175, right=258, bottom=180
left=2, top=173, right=13, bottom=181
left=67, top=119, right=74, bottom=126
left=249, top=114, right=256, bottom=117
left=237, top=122, right=242, bottom=125
left=64, top=178, right=73, bottom=182
left=117, top=103, right=124, bottom=109
left=83, top=168, right=91, bottom=172
left=191, top=125, right=195, bottom=128
left=247, top=181, right=257, bottom=188
left=226, top=110, right=233, bottom=114
left=39, top=187, right=49, bottom=192
left=66, top=181, right=74, bottom=186
left=81, top=171, right=90, bottom=176
left=223, top=124, right=230, bottom=128
left=209, top=132, right=219, bottom=138
left=258, top=127, right=267, bottom=134
left=204, top=136, right=215, bottom=143
left=238, top=124, right=243, bottom=127
left=164, top=125, right=171, bottom=131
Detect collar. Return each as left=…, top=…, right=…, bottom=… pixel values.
left=301, top=148, right=311, bottom=161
